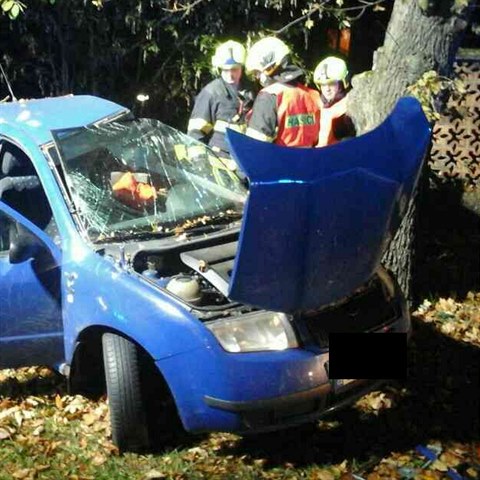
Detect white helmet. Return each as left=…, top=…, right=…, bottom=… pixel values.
left=245, top=37, right=290, bottom=75
left=211, top=40, right=246, bottom=70
left=313, top=56, right=349, bottom=88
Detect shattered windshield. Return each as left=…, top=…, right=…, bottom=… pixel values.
left=51, top=118, right=247, bottom=242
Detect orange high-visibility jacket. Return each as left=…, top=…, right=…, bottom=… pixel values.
left=317, top=96, right=349, bottom=147
left=251, top=83, right=321, bottom=147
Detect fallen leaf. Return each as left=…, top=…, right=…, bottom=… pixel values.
left=0, top=398, right=15, bottom=409
left=144, top=470, right=167, bottom=480
left=91, top=455, right=107, bottom=466
left=186, top=446, right=208, bottom=458
left=414, top=471, right=442, bottom=479
left=430, top=460, right=448, bottom=472
left=439, top=450, right=462, bottom=467
left=82, top=413, right=96, bottom=426
left=35, top=465, right=50, bottom=472
left=14, top=410, right=23, bottom=427
left=339, top=473, right=356, bottom=479
left=315, top=471, right=335, bottom=480
left=32, top=425, right=44, bottom=436
left=12, top=469, right=32, bottom=479
left=0, top=406, right=19, bottom=421
left=55, top=394, right=63, bottom=409
left=466, top=467, right=479, bottom=478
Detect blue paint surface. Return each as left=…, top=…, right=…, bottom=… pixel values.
left=0, top=95, right=125, bottom=145
left=227, top=97, right=431, bottom=311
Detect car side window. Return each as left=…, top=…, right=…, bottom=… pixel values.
left=0, top=141, right=59, bottom=241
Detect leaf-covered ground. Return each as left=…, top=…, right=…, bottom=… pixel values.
left=1, top=291, right=479, bottom=480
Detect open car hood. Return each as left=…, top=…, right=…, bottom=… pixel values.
left=226, top=96, right=431, bottom=312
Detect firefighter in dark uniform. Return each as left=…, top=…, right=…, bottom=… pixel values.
left=187, top=40, right=254, bottom=169
left=313, top=56, right=355, bottom=147
left=245, top=37, right=321, bottom=147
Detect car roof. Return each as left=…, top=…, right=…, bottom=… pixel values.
left=0, top=95, right=127, bottom=146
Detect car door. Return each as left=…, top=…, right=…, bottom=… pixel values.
left=0, top=152, right=64, bottom=369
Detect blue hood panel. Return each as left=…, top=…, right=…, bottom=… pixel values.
left=226, top=97, right=431, bottom=312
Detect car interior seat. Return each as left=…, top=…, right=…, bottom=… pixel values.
left=0, top=144, right=52, bottom=231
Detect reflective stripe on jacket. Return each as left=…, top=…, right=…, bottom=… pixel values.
left=187, top=78, right=250, bottom=155
left=213, top=119, right=246, bottom=134
left=247, top=82, right=320, bottom=147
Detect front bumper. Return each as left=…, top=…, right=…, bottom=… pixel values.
left=157, top=271, right=410, bottom=434
left=205, top=378, right=387, bottom=434
left=158, top=325, right=409, bottom=434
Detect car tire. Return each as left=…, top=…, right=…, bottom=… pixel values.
left=102, top=332, right=150, bottom=453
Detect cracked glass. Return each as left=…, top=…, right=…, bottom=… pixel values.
left=51, top=119, right=247, bottom=242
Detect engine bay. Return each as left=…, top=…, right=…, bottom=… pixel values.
left=127, top=237, right=248, bottom=315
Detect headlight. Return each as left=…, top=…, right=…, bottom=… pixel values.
left=206, top=311, right=298, bottom=353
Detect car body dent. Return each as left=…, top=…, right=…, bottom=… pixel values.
left=227, top=96, right=431, bottom=312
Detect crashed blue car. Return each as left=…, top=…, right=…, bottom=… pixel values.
left=0, top=95, right=430, bottom=452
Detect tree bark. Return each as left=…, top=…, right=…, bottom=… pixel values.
left=346, top=0, right=475, bottom=303
left=347, top=0, right=475, bottom=134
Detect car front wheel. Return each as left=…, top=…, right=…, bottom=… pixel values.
left=102, top=332, right=150, bottom=452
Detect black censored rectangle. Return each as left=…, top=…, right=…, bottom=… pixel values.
left=328, top=333, right=407, bottom=379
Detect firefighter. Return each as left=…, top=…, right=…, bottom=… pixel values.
left=187, top=40, right=254, bottom=160
left=313, top=56, right=355, bottom=147
left=245, top=36, right=321, bottom=147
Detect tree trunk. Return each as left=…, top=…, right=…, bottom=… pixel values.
left=347, top=0, right=475, bottom=134
left=346, top=0, right=475, bottom=303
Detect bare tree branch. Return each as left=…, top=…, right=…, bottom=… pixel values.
left=269, top=0, right=332, bottom=36
left=324, top=0, right=386, bottom=14
left=268, top=0, right=388, bottom=36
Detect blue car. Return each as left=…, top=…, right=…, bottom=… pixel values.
left=0, top=95, right=430, bottom=452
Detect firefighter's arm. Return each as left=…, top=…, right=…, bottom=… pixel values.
left=187, top=88, right=215, bottom=143
left=246, top=92, right=277, bottom=143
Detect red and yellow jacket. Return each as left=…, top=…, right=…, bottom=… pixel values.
left=317, top=94, right=356, bottom=147
left=318, top=96, right=347, bottom=147
left=247, top=82, right=321, bottom=147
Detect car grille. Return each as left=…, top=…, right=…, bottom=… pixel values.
left=302, top=276, right=398, bottom=343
